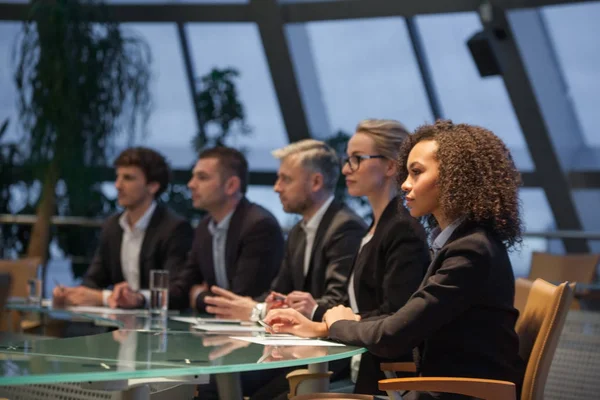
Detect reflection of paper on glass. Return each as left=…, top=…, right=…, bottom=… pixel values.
left=193, top=324, right=265, bottom=333
left=66, top=306, right=148, bottom=315
left=171, top=316, right=242, bottom=325
left=229, top=336, right=345, bottom=347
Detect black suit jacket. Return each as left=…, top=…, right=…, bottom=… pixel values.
left=262, top=200, right=366, bottom=322
left=170, top=197, right=284, bottom=312
left=82, top=204, right=194, bottom=296
left=329, top=221, right=525, bottom=400
left=348, top=197, right=430, bottom=394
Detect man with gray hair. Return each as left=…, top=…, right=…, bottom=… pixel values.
left=205, top=139, right=366, bottom=322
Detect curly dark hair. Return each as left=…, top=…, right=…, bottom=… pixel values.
left=397, top=120, right=523, bottom=249
left=114, top=147, right=171, bottom=198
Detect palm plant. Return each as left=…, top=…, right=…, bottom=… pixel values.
left=192, top=67, right=251, bottom=152
left=13, top=0, right=152, bottom=262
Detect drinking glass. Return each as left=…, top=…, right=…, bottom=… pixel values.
left=149, top=270, right=169, bottom=314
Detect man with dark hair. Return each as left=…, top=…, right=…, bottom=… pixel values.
left=168, top=146, right=284, bottom=312
left=53, top=147, right=193, bottom=308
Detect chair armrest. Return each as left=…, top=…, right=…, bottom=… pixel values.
left=286, top=368, right=333, bottom=399
left=380, top=362, right=417, bottom=373
left=378, top=377, right=516, bottom=400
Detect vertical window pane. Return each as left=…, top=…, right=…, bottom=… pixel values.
left=572, top=189, right=600, bottom=253
left=299, top=17, right=433, bottom=134
left=416, top=13, right=534, bottom=171
left=186, top=23, right=288, bottom=171
left=0, top=22, right=22, bottom=143
left=115, top=23, right=197, bottom=169
left=512, top=188, right=558, bottom=277
left=543, top=3, right=600, bottom=147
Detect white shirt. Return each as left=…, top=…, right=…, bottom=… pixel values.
left=348, top=233, right=374, bottom=313
left=299, top=195, right=334, bottom=319
left=102, top=201, right=157, bottom=306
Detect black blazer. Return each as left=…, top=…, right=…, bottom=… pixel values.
left=262, top=200, right=367, bottom=322
left=349, top=197, right=430, bottom=394
left=329, top=221, right=526, bottom=400
left=82, top=204, right=193, bottom=294
left=170, top=197, right=284, bottom=312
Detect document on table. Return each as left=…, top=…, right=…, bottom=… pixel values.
left=65, top=306, right=148, bottom=315
left=193, top=324, right=266, bottom=333
left=171, top=316, right=243, bottom=325
left=229, top=336, right=346, bottom=347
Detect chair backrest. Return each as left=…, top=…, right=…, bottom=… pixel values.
left=0, top=258, right=41, bottom=298
left=528, top=252, right=599, bottom=283
left=516, top=279, right=574, bottom=400
left=514, top=278, right=533, bottom=321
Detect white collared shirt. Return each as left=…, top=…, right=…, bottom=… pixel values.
left=348, top=233, right=374, bottom=313
left=301, top=196, right=335, bottom=277
left=102, top=201, right=157, bottom=306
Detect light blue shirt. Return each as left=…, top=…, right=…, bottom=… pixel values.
left=208, top=211, right=234, bottom=289
left=430, top=217, right=465, bottom=256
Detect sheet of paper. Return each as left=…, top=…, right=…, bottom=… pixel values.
left=229, top=336, right=345, bottom=347
left=193, top=324, right=265, bottom=333
left=65, top=306, right=148, bottom=315
left=171, top=316, right=242, bottom=325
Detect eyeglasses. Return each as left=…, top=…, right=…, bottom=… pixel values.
left=342, top=155, right=385, bottom=172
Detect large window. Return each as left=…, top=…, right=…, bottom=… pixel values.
left=296, top=17, right=433, bottom=135
left=511, top=188, right=558, bottom=277
left=0, top=22, right=22, bottom=144
left=416, top=12, right=534, bottom=171
left=186, top=23, right=289, bottom=171
left=112, top=23, right=197, bottom=169
left=544, top=2, right=600, bottom=148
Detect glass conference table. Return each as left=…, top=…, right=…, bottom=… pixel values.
left=2, top=300, right=365, bottom=399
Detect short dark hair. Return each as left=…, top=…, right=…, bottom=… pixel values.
left=113, top=147, right=171, bottom=197
left=198, top=147, right=249, bottom=194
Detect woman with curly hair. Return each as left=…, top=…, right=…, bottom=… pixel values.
left=264, top=120, right=526, bottom=400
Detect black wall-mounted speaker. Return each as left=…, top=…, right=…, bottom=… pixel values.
left=467, top=30, right=501, bottom=77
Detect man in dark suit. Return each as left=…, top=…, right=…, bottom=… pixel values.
left=168, top=147, right=284, bottom=312
left=52, top=147, right=193, bottom=308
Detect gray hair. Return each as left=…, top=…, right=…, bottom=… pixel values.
left=272, top=139, right=340, bottom=192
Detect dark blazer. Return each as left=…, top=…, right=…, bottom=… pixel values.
left=263, top=200, right=367, bottom=322
left=329, top=221, right=526, bottom=400
left=82, top=204, right=194, bottom=295
left=349, top=197, right=430, bottom=394
left=169, top=197, right=284, bottom=312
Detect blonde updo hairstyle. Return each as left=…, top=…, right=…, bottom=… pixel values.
left=354, top=119, right=410, bottom=161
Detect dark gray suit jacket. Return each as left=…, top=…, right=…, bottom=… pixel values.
left=263, top=200, right=367, bottom=322
left=329, top=221, right=525, bottom=400
left=169, top=197, right=285, bottom=312
left=82, top=204, right=193, bottom=296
